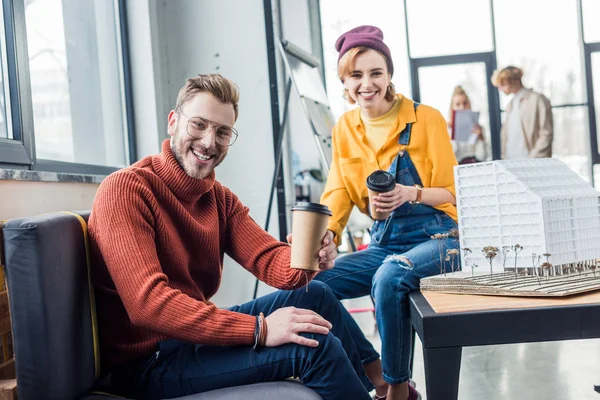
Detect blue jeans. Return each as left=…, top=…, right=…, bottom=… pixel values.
left=315, top=212, right=458, bottom=384
left=109, top=281, right=373, bottom=400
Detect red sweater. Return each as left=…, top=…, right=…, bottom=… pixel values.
left=89, top=140, right=314, bottom=368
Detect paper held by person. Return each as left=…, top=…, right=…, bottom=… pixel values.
left=452, top=110, right=480, bottom=144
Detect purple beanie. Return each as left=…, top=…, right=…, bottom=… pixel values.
left=335, top=25, right=393, bottom=75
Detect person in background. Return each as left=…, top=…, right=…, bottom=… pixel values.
left=314, top=25, right=459, bottom=400
left=491, top=66, right=553, bottom=159
left=447, top=85, right=488, bottom=164
left=88, top=73, right=379, bottom=400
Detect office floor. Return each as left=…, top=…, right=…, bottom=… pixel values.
left=344, top=296, right=600, bottom=400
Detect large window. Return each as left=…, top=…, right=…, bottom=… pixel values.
left=494, top=0, right=586, bottom=107
left=418, top=62, right=492, bottom=160
left=320, top=0, right=599, bottom=184
left=494, top=0, right=590, bottom=181
left=25, top=0, right=128, bottom=167
left=0, top=0, right=133, bottom=173
left=0, top=2, right=11, bottom=140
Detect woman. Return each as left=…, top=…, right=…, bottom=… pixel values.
left=314, top=25, right=459, bottom=400
left=447, top=85, right=488, bottom=164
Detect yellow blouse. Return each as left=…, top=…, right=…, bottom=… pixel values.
left=321, top=95, right=458, bottom=242
left=363, top=98, right=401, bottom=152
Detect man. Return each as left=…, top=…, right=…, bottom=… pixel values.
left=491, top=66, right=553, bottom=159
left=89, top=74, right=376, bottom=399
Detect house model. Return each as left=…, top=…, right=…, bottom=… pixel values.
left=455, top=158, right=600, bottom=274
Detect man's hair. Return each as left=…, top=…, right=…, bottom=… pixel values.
left=338, top=46, right=395, bottom=104
left=491, top=66, right=523, bottom=87
left=175, top=74, right=239, bottom=120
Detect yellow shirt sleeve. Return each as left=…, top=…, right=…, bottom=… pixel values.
left=320, top=124, right=354, bottom=245
left=426, top=109, right=458, bottom=196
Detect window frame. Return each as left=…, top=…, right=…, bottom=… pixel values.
left=0, top=0, right=136, bottom=175
left=584, top=42, right=600, bottom=166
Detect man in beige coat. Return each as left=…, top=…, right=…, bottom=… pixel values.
left=492, top=66, right=553, bottom=159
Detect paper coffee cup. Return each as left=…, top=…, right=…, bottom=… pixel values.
left=366, top=170, right=396, bottom=221
left=290, top=202, right=332, bottom=271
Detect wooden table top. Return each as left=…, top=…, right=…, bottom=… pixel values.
left=421, top=290, right=600, bottom=314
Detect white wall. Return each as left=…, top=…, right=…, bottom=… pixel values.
left=126, top=0, right=325, bottom=306
left=148, top=0, right=282, bottom=305
left=0, top=181, right=98, bottom=220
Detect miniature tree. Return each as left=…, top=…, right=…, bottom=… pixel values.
left=431, top=233, right=445, bottom=276
left=531, top=253, right=542, bottom=285
left=482, top=246, right=499, bottom=277
left=541, top=262, right=553, bottom=282
left=462, top=247, right=472, bottom=272
left=542, top=253, right=553, bottom=277
left=471, top=263, right=479, bottom=278
left=462, top=247, right=472, bottom=260
left=501, top=246, right=510, bottom=271
left=431, top=248, right=443, bottom=276
left=512, top=244, right=523, bottom=280
left=431, top=230, right=460, bottom=277
left=446, top=249, right=459, bottom=273
left=590, top=260, right=598, bottom=278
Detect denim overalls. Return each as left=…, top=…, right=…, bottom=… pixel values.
left=314, top=102, right=459, bottom=384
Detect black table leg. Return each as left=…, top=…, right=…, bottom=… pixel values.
left=423, top=346, right=462, bottom=400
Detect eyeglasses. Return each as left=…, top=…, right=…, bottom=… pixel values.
left=178, top=109, right=238, bottom=147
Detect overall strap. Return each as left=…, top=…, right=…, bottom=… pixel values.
left=397, top=102, right=420, bottom=146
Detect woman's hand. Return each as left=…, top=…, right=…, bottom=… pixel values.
left=472, top=123, right=484, bottom=140
left=318, top=230, right=336, bottom=270
left=372, top=184, right=416, bottom=213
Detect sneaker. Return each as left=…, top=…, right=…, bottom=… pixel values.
left=371, top=380, right=421, bottom=400
left=408, top=383, right=422, bottom=400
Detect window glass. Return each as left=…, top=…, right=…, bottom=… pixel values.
left=26, top=0, right=127, bottom=166
left=593, top=53, right=600, bottom=155
left=582, top=0, right=600, bottom=43
left=494, top=0, right=585, bottom=105
left=406, top=0, right=493, bottom=58
left=552, top=106, right=591, bottom=182
left=418, top=62, right=492, bottom=161
left=0, top=2, right=12, bottom=139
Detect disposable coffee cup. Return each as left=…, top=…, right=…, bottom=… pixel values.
left=290, top=202, right=333, bottom=271
left=366, top=170, right=396, bottom=221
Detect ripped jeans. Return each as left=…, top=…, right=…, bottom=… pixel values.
left=314, top=211, right=458, bottom=384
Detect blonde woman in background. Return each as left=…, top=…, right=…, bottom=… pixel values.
left=447, top=85, right=488, bottom=164
left=491, top=66, right=553, bottom=159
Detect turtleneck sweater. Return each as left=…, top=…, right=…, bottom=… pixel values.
left=89, top=140, right=314, bottom=368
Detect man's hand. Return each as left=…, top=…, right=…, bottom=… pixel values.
left=372, top=184, right=416, bottom=212
left=264, top=307, right=332, bottom=347
left=285, top=230, right=337, bottom=271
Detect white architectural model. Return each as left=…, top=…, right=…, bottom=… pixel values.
left=420, top=159, right=600, bottom=297
left=455, top=158, right=600, bottom=274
